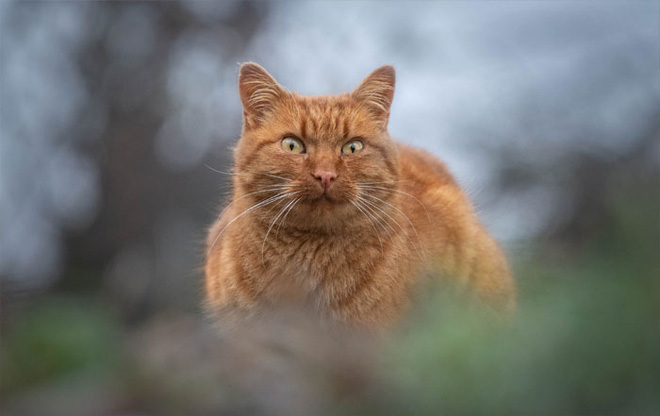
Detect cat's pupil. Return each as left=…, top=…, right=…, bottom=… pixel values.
left=350, top=144, right=356, bottom=153
left=289, top=143, right=294, bottom=151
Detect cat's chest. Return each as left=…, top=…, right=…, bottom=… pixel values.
left=246, top=226, right=385, bottom=303
left=270, top=232, right=354, bottom=277
left=264, top=233, right=368, bottom=288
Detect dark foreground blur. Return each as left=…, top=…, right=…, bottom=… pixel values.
left=1, top=1, right=659, bottom=415
left=2, top=172, right=658, bottom=416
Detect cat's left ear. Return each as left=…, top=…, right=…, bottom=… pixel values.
left=351, top=65, right=395, bottom=126
left=238, top=62, right=287, bottom=128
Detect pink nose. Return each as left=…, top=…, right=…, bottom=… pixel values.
left=313, top=170, right=337, bottom=192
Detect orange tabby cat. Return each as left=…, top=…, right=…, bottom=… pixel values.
left=205, top=63, right=515, bottom=328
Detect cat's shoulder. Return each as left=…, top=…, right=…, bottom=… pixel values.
left=396, top=142, right=458, bottom=188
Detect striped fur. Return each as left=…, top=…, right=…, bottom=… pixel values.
left=205, top=63, right=515, bottom=328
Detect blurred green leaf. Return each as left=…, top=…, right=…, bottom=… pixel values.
left=1, top=296, right=119, bottom=394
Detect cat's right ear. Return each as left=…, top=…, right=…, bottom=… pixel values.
left=351, top=65, right=396, bottom=127
left=238, top=63, right=286, bottom=129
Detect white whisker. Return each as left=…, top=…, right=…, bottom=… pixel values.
left=276, top=197, right=302, bottom=238
left=214, top=185, right=295, bottom=222
left=357, top=194, right=422, bottom=260
left=361, top=191, right=426, bottom=260
left=208, top=191, right=298, bottom=254
left=350, top=199, right=384, bottom=255
left=261, top=196, right=301, bottom=267
left=358, top=185, right=431, bottom=222
left=356, top=196, right=397, bottom=237
left=355, top=179, right=412, bottom=186
left=204, top=164, right=292, bottom=182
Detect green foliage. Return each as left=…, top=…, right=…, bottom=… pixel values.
left=2, top=183, right=657, bottom=415
left=0, top=297, right=119, bottom=394
left=366, top=190, right=660, bottom=415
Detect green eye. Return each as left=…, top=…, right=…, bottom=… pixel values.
left=281, top=137, right=305, bottom=154
left=342, top=139, right=364, bottom=155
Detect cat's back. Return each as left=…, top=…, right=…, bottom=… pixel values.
left=397, top=143, right=457, bottom=188
left=394, top=142, right=481, bottom=261
left=396, top=142, right=467, bottom=215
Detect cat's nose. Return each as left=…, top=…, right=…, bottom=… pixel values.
left=313, top=170, right=337, bottom=192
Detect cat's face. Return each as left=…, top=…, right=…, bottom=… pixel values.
left=233, top=64, right=399, bottom=227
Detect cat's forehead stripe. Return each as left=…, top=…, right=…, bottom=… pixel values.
left=294, top=96, right=352, bottom=142
left=299, top=117, right=307, bottom=139
left=342, top=116, right=349, bottom=140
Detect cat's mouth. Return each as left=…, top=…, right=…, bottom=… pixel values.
left=307, top=192, right=346, bottom=205
left=305, top=186, right=335, bottom=202
left=302, top=183, right=353, bottom=206
left=313, top=194, right=335, bottom=203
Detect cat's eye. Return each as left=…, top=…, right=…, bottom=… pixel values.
left=281, top=137, right=305, bottom=154
left=342, top=139, right=364, bottom=155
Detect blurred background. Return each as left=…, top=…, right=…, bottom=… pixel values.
left=1, top=1, right=658, bottom=415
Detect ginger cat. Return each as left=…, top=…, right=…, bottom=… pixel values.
left=205, top=63, right=515, bottom=328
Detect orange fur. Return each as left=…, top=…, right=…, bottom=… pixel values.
left=205, top=63, right=515, bottom=328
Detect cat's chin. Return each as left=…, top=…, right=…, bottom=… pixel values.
left=307, top=194, right=349, bottom=206
left=297, top=195, right=353, bottom=219
left=315, top=194, right=336, bottom=203
left=292, top=199, right=358, bottom=232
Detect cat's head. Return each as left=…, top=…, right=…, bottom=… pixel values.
left=233, top=63, right=400, bottom=227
